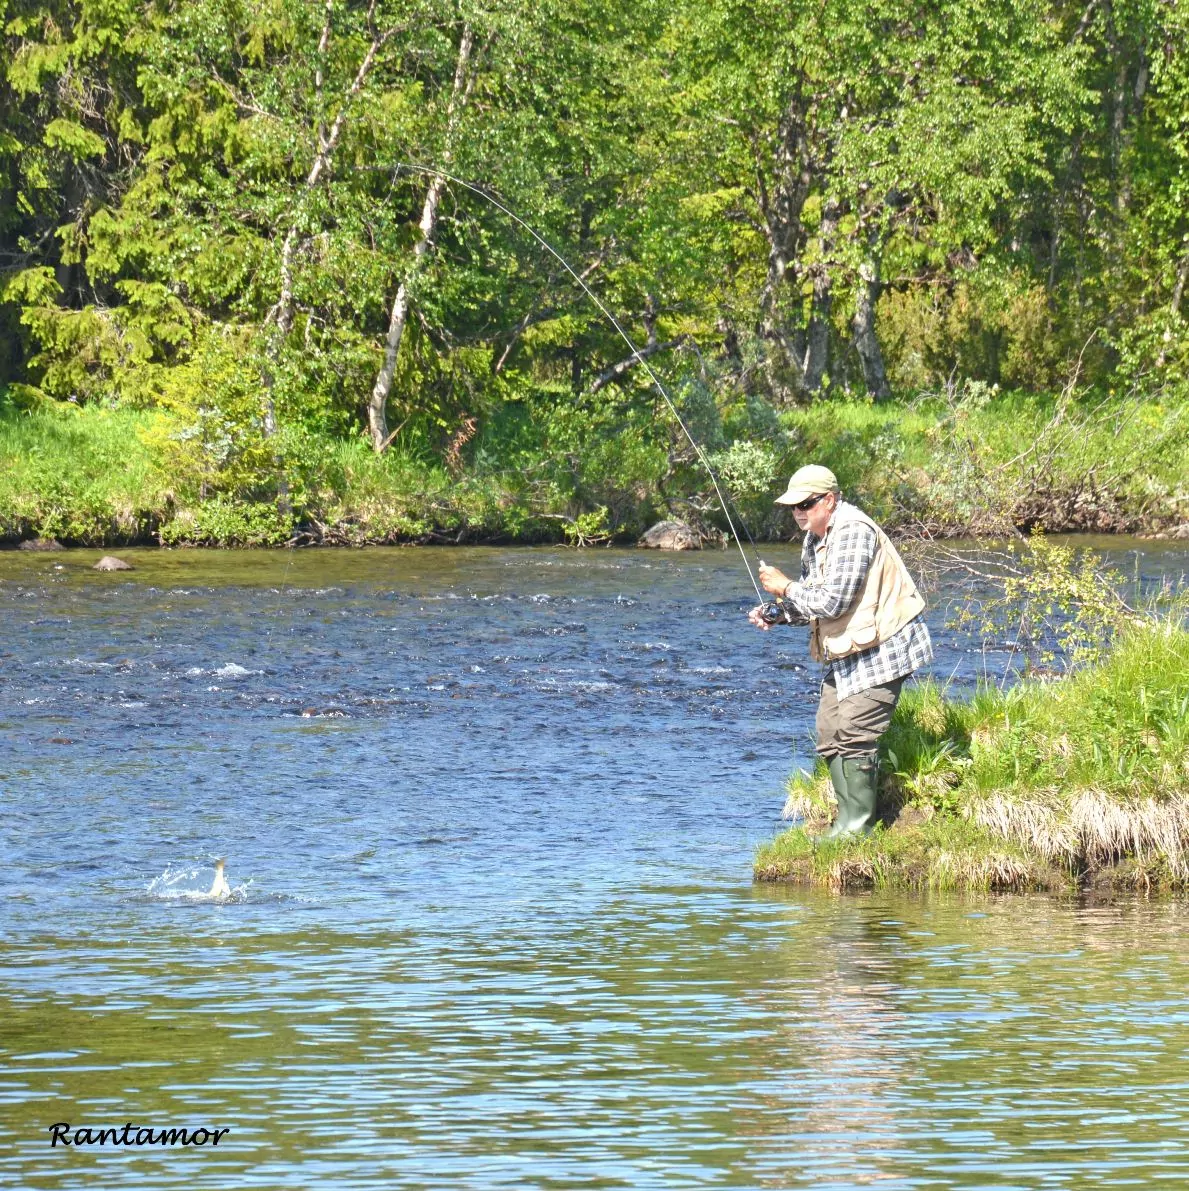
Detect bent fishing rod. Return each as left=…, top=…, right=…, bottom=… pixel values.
left=370, top=159, right=771, bottom=607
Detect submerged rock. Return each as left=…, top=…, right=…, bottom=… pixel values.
left=1142, top=522, right=1189, bottom=541
left=638, top=520, right=701, bottom=550
left=18, top=538, right=64, bottom=551
left=93, top=555, right=134, bottom=571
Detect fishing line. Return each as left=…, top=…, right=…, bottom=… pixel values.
left=375, top=160, right=767, bottom=605
left=262, top=530, right=298, bottom=658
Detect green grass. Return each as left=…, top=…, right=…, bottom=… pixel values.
left=756, top=620, right=1189, bottom=893
left=754, top=814, right=1066, bottom=893
left=2, top=390, right=1187, bottom=545
left=781, top=391, right=1189, bottom=535
left=301, top=439, right=539, bottom=545
left=0, top=404, right=170, bottom=544
left=0, top=405, right=550, bottom=546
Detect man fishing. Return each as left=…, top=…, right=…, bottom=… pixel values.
left=748, top=465, right=933, bottom=836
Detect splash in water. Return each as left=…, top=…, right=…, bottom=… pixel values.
left=146, top=860, right=247, bottom=903
left=208, top=858, right=231, bottom=899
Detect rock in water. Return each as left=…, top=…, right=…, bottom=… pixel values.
left=1143, top=523, right=1189, bottom=541
left=93, top=555, right=133, bottom=571
left=638, top=520, right=701, bottom=550
left=18, top=538, right=64, bottom=551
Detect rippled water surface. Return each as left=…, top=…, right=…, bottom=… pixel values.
left=2, top=543, right=1187, bottom=1189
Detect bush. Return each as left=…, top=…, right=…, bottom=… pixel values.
left=160, top=499, right=293, bottom=547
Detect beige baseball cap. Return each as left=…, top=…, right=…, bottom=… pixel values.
left=774, top=464, right=839, bottom=505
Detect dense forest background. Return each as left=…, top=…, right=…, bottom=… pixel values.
left=2, top=0, right=1187, bottom=545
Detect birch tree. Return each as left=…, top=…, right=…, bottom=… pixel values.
left=258, top=0, right=411, bottom=439
left=366, top=22, right=476, bottom=451
left=656, top=0, right=1088, bottom=401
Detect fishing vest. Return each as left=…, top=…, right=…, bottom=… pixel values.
left=806, top=504, right=926, bottom=663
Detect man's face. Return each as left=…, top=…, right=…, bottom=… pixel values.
left=792, top=491, right=836, bottom=537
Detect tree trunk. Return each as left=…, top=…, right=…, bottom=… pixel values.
left=852, top=231, right=891, bottom=402
left=367, top=24, right=475, bottom=451
left=1156, top=254, right=1189, bottom=368
left=55, top=167, right=84, bottom=305
left=1171, top=254, right=1189, bottom=317
left=261, top=0, right=396, bottom=461
left=1116, top=47, right=1147, bottom=213
left=1102, top=0, right=1147, bottom=216
left=566, top=188, right=595, bottom=396
left=802, top=198, right=839, bottom=393
left=752, top=100, right=814, bottom=404
left=757, top=245, right=803, bottom=404
left=271, top=1, right=393, bottom=340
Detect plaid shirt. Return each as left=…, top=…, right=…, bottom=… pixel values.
left=775, top=501, right=933, bottom=699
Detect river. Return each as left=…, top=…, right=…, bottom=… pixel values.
left=2, top=540, right=1187, bottom=1189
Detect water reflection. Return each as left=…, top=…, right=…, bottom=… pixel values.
left=3, top=890, right=1189, bottom=1187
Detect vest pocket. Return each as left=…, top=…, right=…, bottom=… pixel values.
left=844, top=623, right=880, bottom=649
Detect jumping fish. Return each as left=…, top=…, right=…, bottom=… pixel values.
left=208, top=859, right=231, bottom=899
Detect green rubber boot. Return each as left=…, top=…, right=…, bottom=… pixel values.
left=819, top=754, right=851, bottom=839
left=838, top=753, right=880, bottom=835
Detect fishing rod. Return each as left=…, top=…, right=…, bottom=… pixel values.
left=375, top=160, right=768, bottom=606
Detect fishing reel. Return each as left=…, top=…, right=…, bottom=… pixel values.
left=760, top=601, right=790, bottom=625
left=755, top=559, right=791, bottom=624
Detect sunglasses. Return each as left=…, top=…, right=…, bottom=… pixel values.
left=792, top=492, right=830, bottom=512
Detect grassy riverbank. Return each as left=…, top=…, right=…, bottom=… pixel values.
left=754, top=620, right=1189, bottom=894
left=1, top=390, right=1187, bottom=546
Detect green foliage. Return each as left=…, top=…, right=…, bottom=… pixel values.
left=2, top=0, right=1189, bottom=532
left=160, top=499, right=292, bottom=547
left=139, top=325, right=276, bottom=498
left=707, top=437, right=786, bottom=538
left=42, top=117, right=106, bottom=159
left=880, top=280, right=1071, bottom=394
left=952, top=531, right=1136, bottom=670
left=709, top=439, right=779, bottom=501
left=561, top=505, right=612, bottom=547
left=532, top=394, right=669, bottom=533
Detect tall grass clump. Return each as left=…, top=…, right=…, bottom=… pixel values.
left=0, top=402, right=171, bottom=543
left=756, top=617, right=1189, bottom=893
left=961, top=620, right=1189, bottom=883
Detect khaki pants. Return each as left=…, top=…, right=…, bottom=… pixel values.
left=815, top=674, right=903, bottom=759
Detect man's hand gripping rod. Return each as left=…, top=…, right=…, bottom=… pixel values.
left=757, top=560, right=792, bottom=624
